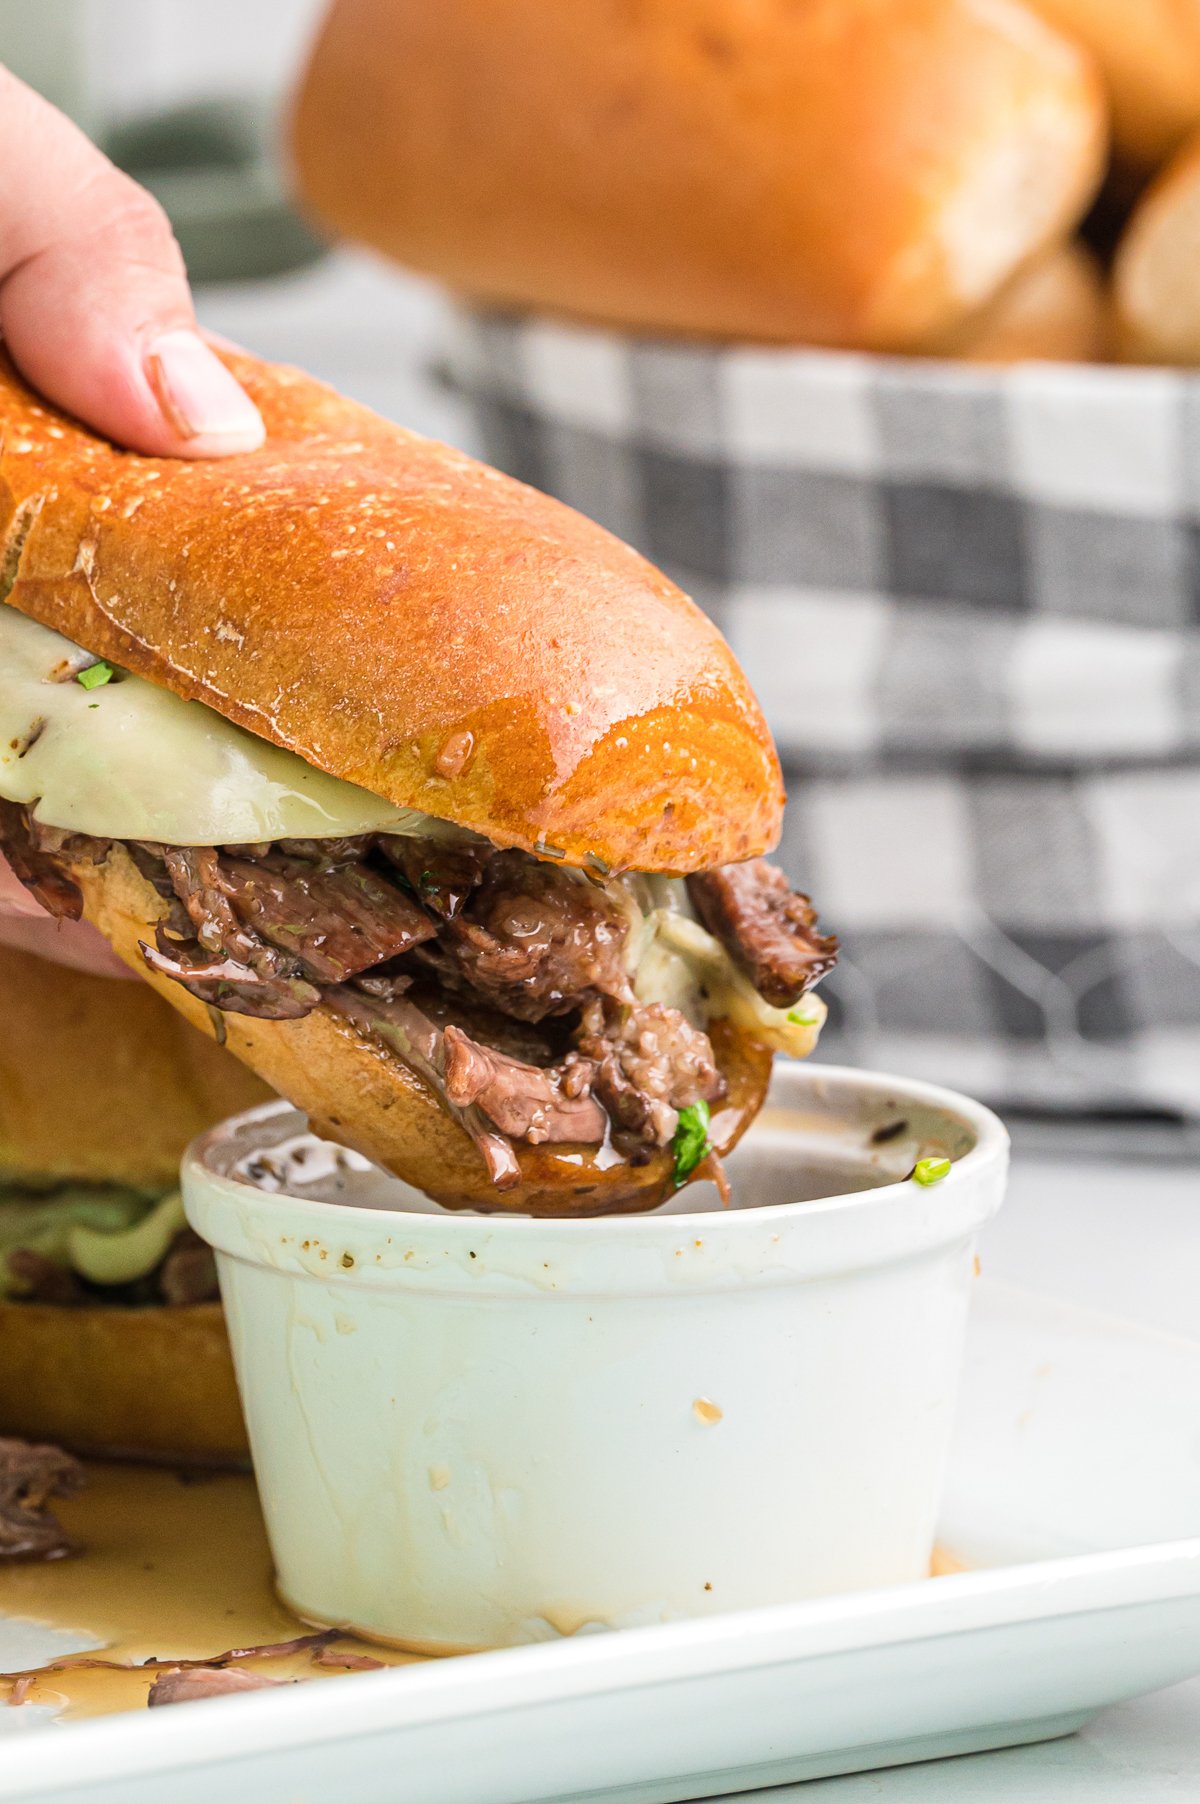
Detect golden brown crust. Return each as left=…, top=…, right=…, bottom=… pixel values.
left=920, top=241, right=1111, bottom=363
left=1024, top=0, right=1200, bottom=168
left=65, top=846, right=772, bottom=1216
left=0, top=1299, right=247, bottom=1464
left=0, top=349, right=782, bottom=875
left=290, top=0, right=1106, bottom=350
left=0, top=945, right=271, bottom=1188
left=1115, top=126, right=1200, bottom=363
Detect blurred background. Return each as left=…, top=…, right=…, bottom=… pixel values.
left=10, top=0, right=1200, bottom=1160
left=3, top=0, right=469, bottom=436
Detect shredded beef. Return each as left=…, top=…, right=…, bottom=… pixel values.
left=442, top=1024, right=606, bottom=1145
left=148, top=1667, right=292, bottom=1707
left=417, top=851, right=631, bottom=1022
left=329, top=985, right=523, bottom=1187
left=141, top=930, right=321, bottom=1020
left=219, top=851, right=435, bottom=981
left=2, top=798, right=834, bottom=1189
left=0, top=1437, right=84, bottom=1561
left=163, top=848, right=246, bottom=956
left=379, top=835, right=493, bottom=920
left=144, top=848, right=323, bottom=1018
left=687, top=859, right=838, bottom=1007
left=574, top=1000, right=725, bottom=1154
left=126, top=841, right=182, bottom=903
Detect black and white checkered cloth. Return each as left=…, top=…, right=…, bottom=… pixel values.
left=443, top=309, right=1200, bottom=1124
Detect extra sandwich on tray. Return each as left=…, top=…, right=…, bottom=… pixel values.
left=0, top=944, right=265, bottom=1461
left=0, top=351, right=835, bottom=1216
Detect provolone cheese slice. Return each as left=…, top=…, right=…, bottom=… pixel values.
left=0, top=607, right=435, bottom=844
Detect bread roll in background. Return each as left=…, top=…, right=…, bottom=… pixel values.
left=0, top=946, right=270, bottom=1189
left=1115, top=126, right=1200, bottom=363
left=921, top=240, right=1111, bottom=362
left=1023, top=0, right=1200, bottom=168
left=291, top=0, right=1107, bottom=351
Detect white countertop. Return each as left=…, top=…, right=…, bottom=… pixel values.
left=721, top=1145, right=1200, bottom=1804
left=196, top=253, right=1200, bottom=1804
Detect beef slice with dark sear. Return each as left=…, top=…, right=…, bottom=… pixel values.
left=687, top=859, right=838, bottom=1007
left=220, top=852, right=436, bottom=983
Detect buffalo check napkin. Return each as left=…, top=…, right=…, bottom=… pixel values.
left=444, top=310, right=1200, bottom=1124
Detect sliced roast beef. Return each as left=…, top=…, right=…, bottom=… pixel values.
left=442, top=1024, right=606, bottom=1145
left=219, top=851, right=435, bottom=982
left=418, top=851, right=632, bottom=1022
left=163, top=847, right=251, bottom=957
left=328, top=985, right=523, bottom=1187
left=0, top=1437, right=84, bottom=1561
left=141, top=930, right=322, bottom=1020
left=687, top=859, right=838, bottom=1007
left=573, top=1000, right=724, bottom=1154
left=148, top=1667, right=291, bottom=1707
left=155, top=846, right=321, bottom=1013
left=379, top=835, right=494, bottom=920
left=331, top=982, right=613, bottom=1177
left=2, top=797, right=836, bottom=1193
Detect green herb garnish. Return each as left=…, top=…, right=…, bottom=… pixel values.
left=77, top=661, right=114, bottom=691
left=672, top=1099, right=712, bottom=1188
left=787, top=1006, right=819, bottom=1027
left=912, top=1157, right=952, bottom=1186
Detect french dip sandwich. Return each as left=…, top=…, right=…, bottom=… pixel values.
left=0, top=351, right=834, bottom=1215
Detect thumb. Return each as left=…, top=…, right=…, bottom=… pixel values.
left=0, top=67, right=264, bottom=458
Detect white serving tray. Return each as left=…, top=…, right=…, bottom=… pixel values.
left=3, top=1280, right=1200, bottom=1804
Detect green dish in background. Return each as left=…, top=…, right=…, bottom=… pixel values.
left=103, top=97, right=327, bottom=286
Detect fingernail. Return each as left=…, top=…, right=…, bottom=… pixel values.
left=144, top=329, right=265, bottom=452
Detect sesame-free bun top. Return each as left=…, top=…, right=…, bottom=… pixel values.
left=0, top=351, right=782, bottom=874
left=290, top=0, right=1105, bottom=350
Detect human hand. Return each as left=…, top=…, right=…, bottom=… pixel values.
left=0, top=66, right=266, bottom=973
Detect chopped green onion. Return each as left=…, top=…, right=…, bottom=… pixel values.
left=77, top=660, right=114, bottom=690
left=672, top=1099, right=712, bottom=1188
left=787, top=1007, right=819, bottom=1027
left=912, top=1156, right=952, bottom=1186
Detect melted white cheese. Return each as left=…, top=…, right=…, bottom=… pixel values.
left=0, top=608, right=436, bottom=844
left=615, top=874, right=826, bottom=1058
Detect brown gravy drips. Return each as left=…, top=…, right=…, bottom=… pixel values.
left=0, top=1462, right=416, bottom=1720
left=1, top=1463, right=968, bottom=1722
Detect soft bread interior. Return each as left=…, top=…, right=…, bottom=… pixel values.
left=64, top=847, right=772, bottom=1216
